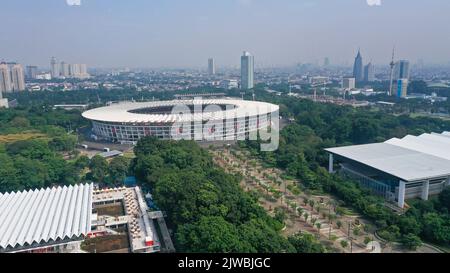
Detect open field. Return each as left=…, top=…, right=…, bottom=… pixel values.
left=0, top=132, right=48, bottom=144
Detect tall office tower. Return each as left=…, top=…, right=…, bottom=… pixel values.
left=69, top=64, right=80, bottom=77
left=397, top=79, right=409, bottom=98
left=324, top=57, right=330, bottom=67
left=342, top=77, right=356, bottom=90
left=364, top=62, right=375, bottom=82
left=26, top=66, right=38, bottom=79
left=60, top=62, right=70, bottom=77
left=395, top=60, right=410, bottom=80
left=50, top=57, right=60, bottom=78
left=0, top=63, right=12, bottom=93
left=11, top=64, right=26, bottom=91
left=240, top=51, right=254, bottom=90
left=352, top=49, right=364, bottom=82
left=208, top=58, right=215, bottom=75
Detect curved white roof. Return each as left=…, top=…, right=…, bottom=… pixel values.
left=82, top=99, right=279, bottom=123
left=0, top=184, right=93, bottom=251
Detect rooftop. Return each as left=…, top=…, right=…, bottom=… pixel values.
left=0, top=184, right=93, bottom=252
left=326, top=132, right=450, bottom=182
left=82, top=99, right=279, bottom=123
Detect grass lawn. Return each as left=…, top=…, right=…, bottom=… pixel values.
left=0, top=132, right=49, bottom=144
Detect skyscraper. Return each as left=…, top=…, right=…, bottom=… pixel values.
left=51, top=57, right=60, bottom=78
left=11, top=64, right=25, bottom=91
left=0, top=63, right=12, bottom=93
left=26, top=66, right=38, bottom=79
left=60, top=61, right=70, bottom=77
left=208, top=58, right=215, bottom=75
left=241, top=51, right=254, bottom=90
left=364, top=62, right=375, bottom=82
left=69, top=64, right=80, bottom=77
left=397, top=79, right=409, bottom=98
left=324, top=57, right=330, bottom=67
left=352, top=49, right=364, bottom=82
left=395, top=60, right=410, bottom=80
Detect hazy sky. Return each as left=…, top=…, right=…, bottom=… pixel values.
left=1, top=0, right=450, bottom=68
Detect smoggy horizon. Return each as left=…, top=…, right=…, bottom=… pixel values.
left=1, top=0, right=450, bottom=68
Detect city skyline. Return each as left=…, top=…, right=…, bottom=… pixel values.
left=1, top=0, right=450, bottom=68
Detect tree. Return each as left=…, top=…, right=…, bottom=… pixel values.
left=288, top=232, right=326, bottom=253
left=303, top=212, right=309, bottom=222
left=438, top=187, right=450, bottom=211
left=89, top=155, right=108, bottom=183
left=297, top=207, right=304, bottom=217
left=340, top=240, right=348, bottom=248
left=401, top=233, right=422, bottom=251
left=316, top=222, right=322, bottom=231
left=49, top=135, right=77, bottom=152
left=176, top=216, right=250, bottom=253
left=109, top=156, right=129, bottom=185
left=336, top=220, right=343, bottom=229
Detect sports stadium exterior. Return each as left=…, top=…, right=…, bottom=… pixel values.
left=82, top=99, right=279, bottom=144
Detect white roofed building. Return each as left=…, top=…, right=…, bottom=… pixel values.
left=0, top=184, right=93, bottom=253
left=326, top=132, right=450, bottom=208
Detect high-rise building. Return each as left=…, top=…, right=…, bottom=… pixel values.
left=69, top=64, right=80, bottom=77
left=241, top=51, right=254, bottom=90
left=342, top=77, right=356, bottom=90
left=208, top=58, right=215, bottom=75
left=395, top=60, right=410, bottom=80
left=0, top=63, right=12, bottom=93
left=324, top=57, right=330, bottom=67
left=352, top=49, right=364, bottom=82
left=364, top=62, right=375, bottom=82
left=60, top=62, right=70, bottom=77
left=26, top=66, right=38, bottom=79
left=79, top=64, right=88, bottom=76
left=397, top=79, right=409, bottom=98
left=50, top=57, right=60, bottom=78
left=11, top=64, right=26, bottom=91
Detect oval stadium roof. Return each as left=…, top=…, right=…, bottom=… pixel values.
left=82, top=99, right=279, bottom=123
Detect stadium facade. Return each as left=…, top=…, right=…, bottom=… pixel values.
left=82, top=99, right=279, bottom=144
left=326, top=132, right=450, bottom=208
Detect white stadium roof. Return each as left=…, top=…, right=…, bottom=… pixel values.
left=0, top=184, right=93, bottom=252
left=82, top=99, right=279, bottom=123
left=326, top=132, right=450, bottom=182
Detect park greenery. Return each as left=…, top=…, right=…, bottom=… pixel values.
left=2, top=87, right=450, bottom=251
left=0, top=105, right=130, bottom=192
left=241, top=91, right=450, bottom=248
left=131, top=137, right=329, bottom=253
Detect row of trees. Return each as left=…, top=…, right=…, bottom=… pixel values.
left=242, top=91, right=450, bottom=248
left=131, top=137, right=326, bottom=253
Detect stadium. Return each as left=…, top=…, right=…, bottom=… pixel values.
left=82, top=99, right=279, bottom=144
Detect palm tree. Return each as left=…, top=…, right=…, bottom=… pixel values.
left=303, top=212, right=309, bottom=222
left=311, top=217, right=317, bottom=226
left=297, top=207, right=304, bottom=218
left=316, top=222, right=322, bottom=232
